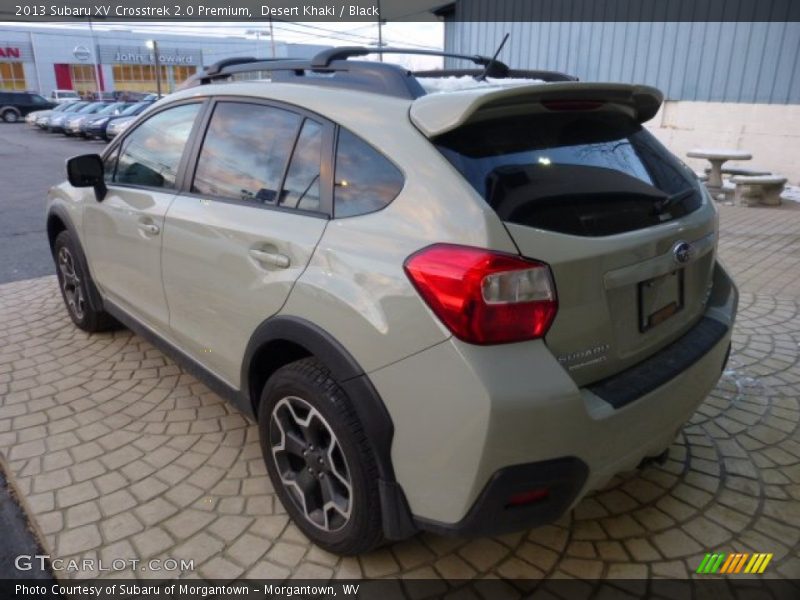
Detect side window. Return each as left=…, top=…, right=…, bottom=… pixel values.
left=279, top=119, right=323, bottom=212
left=334, top=129, right=404, bottom=218
left=192, top=102, right=300, bottom=204
left=114, top=103, right=200, bottom=189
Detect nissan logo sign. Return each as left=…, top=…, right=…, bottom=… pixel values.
left=73, top=46, right=91, bottom=61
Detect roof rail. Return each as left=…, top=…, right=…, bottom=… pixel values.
left=204, top=57, right=258, bottom=76
left=181, top=46, right=576, bottom=99
left=310, top=46, right=509, bottom=71
left=183, top=56, right=427, bottom=99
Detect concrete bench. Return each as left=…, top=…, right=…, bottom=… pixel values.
left=704, top=166, right=772, bottom=177
left=731, top=175, right=788, bottom=206
left=687, top=149, right=752, bottom=196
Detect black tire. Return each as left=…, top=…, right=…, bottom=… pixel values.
left=2, top=109, right=19, bottom=123
left=258, top=358, right=384, bottom=554
left=53, top=230, right=118, bottom=332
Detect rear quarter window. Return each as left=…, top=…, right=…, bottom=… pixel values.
left=334, top=129, right=404, bottom=218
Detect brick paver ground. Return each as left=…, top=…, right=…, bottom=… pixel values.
left=0, top=205, right=799, bottom=584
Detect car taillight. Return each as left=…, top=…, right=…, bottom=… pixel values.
left=404, top=244, right=558, bottom=345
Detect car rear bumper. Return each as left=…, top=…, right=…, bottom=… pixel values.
left=370, top=261, right=737, bottom=531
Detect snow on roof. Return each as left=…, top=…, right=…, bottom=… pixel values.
left=417, top=76, right=545, bottom=94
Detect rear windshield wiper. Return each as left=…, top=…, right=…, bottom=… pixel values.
left=655, top=187, right=696, bottom=214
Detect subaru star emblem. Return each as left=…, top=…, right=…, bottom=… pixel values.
left=672, top=240, right=693, bottom=265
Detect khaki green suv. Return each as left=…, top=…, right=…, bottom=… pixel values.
left=46, top=48, right=737, bottom=554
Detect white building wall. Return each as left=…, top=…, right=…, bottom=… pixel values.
left=646, top=101, right=800, bottom=185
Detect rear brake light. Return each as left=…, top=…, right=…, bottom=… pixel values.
left=541, top=99, right=604, bottom=111
left=404, top=244, right=558, bottom=345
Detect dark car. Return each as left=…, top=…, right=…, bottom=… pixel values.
left=83, top=101, right=153, bottom=140
left=76, top=102, right=131, bottom=138
left=0, top=92, right=56, bottom=123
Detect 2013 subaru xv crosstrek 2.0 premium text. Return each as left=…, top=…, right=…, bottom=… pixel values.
left=46, top=48, right=737, bottom=554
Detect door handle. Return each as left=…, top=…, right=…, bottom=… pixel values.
left=249, top=248, right=291, bottom=269
left=138, top=223, right=160, bottom=235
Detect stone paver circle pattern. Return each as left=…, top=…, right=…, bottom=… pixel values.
left=0, top=205, right=798, bottom=591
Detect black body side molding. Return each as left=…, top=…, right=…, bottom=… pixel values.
left=102, top=300, right=244, bottom=415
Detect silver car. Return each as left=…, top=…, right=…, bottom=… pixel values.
left=46, top=48, right=737, bottom=554
left=104, top=114, right=136, bottom=138
left=62, top=102, right=110, bottom=136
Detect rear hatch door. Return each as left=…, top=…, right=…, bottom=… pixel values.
left=413, top=82, right=717, bottom=386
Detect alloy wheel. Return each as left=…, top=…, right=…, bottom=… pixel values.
left=269, top=395, right=352, bottom=532
left=58, top=246, right=86, bottom=321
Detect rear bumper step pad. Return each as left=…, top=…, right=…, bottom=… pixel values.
left=588, top=316, right=729, bottom=409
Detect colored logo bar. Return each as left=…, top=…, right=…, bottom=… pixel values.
left=696, top=553, right=773, bottom=574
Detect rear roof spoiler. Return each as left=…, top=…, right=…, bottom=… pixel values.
left=409, top=82, right=664, bottom=137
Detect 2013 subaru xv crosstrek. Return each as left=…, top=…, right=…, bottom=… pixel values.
left=46, top=49, right=737, bottom=555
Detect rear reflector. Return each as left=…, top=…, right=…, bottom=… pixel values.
left=404, top=244, right=557, bottom=345
left=507, top=488, right=550, bottom=507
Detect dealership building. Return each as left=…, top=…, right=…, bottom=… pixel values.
left=0, top=24, right=327, bottom=95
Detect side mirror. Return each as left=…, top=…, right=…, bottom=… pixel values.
left=67, top=154, right=107, bottom=201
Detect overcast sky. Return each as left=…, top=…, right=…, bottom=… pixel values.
left=16, top=21, right=446, bottom=69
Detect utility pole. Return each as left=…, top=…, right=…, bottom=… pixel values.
left=246, top=29, right=274, bottom=60
left=147, top=40, right=162, bottom=97
left=269, top=17, right=276, bottom=58
left=377, top=0, right=383, bottom=61
left=87, top=17, right=102, bottom=96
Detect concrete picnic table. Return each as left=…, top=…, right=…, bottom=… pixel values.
left=687, top=149, right=753, bottom=189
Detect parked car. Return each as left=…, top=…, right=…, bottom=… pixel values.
left=47, top=48, right=737, bottom=555
left=25, top=100, right=76, bottom=126
left=40, top=101, right=89, bottom=130
left=50, top=89, right=81, bottom=104
left=84, top=101, right=152, bottom=140
left=71, top=102, right=130, bottom=137
left=53, top=102, right=107, bottom=134
left=0, top=91, right=55, bottom=122
left=104, top=114, right=137, bottom=139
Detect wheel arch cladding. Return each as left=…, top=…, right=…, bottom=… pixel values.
left=241, top=315, right=417, bottom=539
left=47, top=207, right=105, bottom=314
left=46, top=210, right=69, bottom=254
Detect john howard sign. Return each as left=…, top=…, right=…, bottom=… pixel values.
left=98, top=45, right=202, bottom=66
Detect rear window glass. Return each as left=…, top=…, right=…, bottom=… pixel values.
left=435, top=112, right=703, bottom=236
left=334, top=129, right=404, bottom=218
